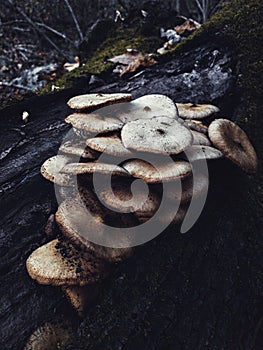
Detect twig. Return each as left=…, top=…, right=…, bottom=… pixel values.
left=7, top=0, right=65, bottom=56
left=63, top=0, right=83, bottom=42
left=0, top=81, right=33, bottom=91
left=36, top=22, right=73, bottom=43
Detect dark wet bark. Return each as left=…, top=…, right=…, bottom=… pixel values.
left=0, top=31, right=262, bottom=350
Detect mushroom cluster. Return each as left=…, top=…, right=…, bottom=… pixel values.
left=26, top=93, right=258, bottom=315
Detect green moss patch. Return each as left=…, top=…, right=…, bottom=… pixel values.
left=39, top=26, right=162, bottom=94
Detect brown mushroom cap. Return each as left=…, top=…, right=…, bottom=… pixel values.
left=86, top=134, right=133, bottom=157
left=24, top=322, right=72, bottom=350
left=99, top=181, right=160, bottom=218
left=158, top=206, right=188, bottom=226
left=208, top=119, right=258, bottom=173
left=114, top=94, right=179, bottom=123
left=26, top=239, right=108, bottom=286
left=55, top=198, right=134, bottom=262
left=121, top=116, right=193, bottom=155
left=185, top=119, right=208, bottom=134
left=122, top=159, right=192, bottom=183
left=67, top=93, right=132, bottom=111
left=176, top=103, right=219, bottom=119
left=192, top=131, right=211, bottom=146
left=40, top=155, right=73, bottom=186
left=183, top=145, right=223, bottom=161
left=59, top=139, right=100, bottom=159
left=61, top=162, right=130, bottom=177
left=65, top=113, right=124, bottom=134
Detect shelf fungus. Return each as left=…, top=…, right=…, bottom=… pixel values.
left=26, top=93, right=258, bottom=319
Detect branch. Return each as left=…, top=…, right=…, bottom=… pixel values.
left=63, top=0, right=83, bottom=41
left=0, top=81, right=33, bottom=91
left=7, top=0, right=65, bottom=56
left=36, top=22, right=73, bottom=43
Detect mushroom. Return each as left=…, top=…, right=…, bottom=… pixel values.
left=182, top=145, right=223, bottom=162
left=59, top=139, right=100, bottom=160
left=121, top=116, right=193, bottom=155
left=67, top=93, right=132, bottom=111
left=24, top=322, right=72, bottom=350
left=122, top=159, right=192, bottom=183
left=208, top=119, right=258, bottom=173
left=191, top=130, right=211, bottom=146
left=102, top=94, right=179, bottom=123
left=40, top=155, right=74, bottom=186
left=98, top=180, right=161, bottom=220
left=65, top=113, right=124, bottom=134
left=55, top=198, right=134, bottom=262
left=176, top=103, right=219, bottom=119
left=26, top=239, right=109, bottom=286
left=61, top=162, right=130, bottom=177
left=185, top=119, right=208, bottom=134
left=86, top=134, right=133, bottom=157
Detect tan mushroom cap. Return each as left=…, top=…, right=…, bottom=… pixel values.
left=26, top=239, right=108, bottom=286
left=192, top=131, right=211, bottom=146
left=122, top=159, right=192, bottom=183
left=183, top=145, right=223, bottom=161
left=86, top=134, right=133, bottom=157
left=24, top=322, right=72, bottom=350
left=176, top=103, right=219, bottom=119
left=62, top=284, right=99, bottom=316
left=55, top=198, right=134, bottom=262
left=67, top=93, right=132, bottom=111
left=113, top=94, right=179, bottom=123
left=208, top=119, right=258, bottom=173
left=65, top=113, right=124, bottom=134
left=99, top=181, right=160, bottom=218
left=121, top=116, right=193, bottom=155
left=61, top=162, right=130, bottom=177
left=59, top=139, right=100, bottom=159
left=40, top=155, right=73, bottom=186
left=185, top=119, right=208, bottom=134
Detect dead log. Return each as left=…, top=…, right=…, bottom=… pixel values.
left=0, top=8, right=262, bottom=349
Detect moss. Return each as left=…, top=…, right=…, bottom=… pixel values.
left=39, top=26, right=162, bottom=94
left=168, top=0, right=262, bottom=123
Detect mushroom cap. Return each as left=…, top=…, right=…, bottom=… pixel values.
left=65, top=113, right=124, bottom=134
left=99, top=181, right=160, bottom=218
left=185, top=119, right=208, bottom=134
left=86, top=134, right=133, bottom=157
left=176, top=103, right=219, bottom=119
left=192, top=130, right=211, bottom=146
left=40, top=155, right=73, bottom=186
left=165, top=172, right=209, bottom=204
left=61, top=162, right=130, bottom=177
left=26, top=239, right=108, bottom=286
left=24, top=322, right=72, bottom=350
left=67, top=93, right=132, bottom=111
left=208, top=119, right=258, bottom=173
left=62, top=284, right=99, bottom=316
left=111, top=94, right=179, bottom=123
left=55, top=198, right=134, bottom=262
left=122, top=159, right=192, bottom=183
left=121, top=116, right=193, bottom=155
left=183, top=145, right=223, bottom=161
left=59, top=139, right=100, bottom=159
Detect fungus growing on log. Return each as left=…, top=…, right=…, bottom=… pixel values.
left=26, top=92, right=258, bottom=319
